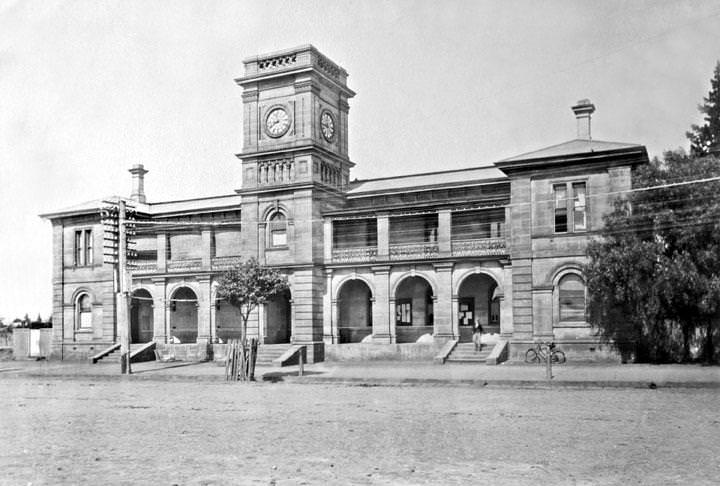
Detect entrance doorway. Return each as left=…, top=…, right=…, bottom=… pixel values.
left=170, top=287, right=198, bottom=343
left=130, top=289, right=154, bottom=344
left=394, top=276, right=434, bottom=343
left=265, top=289, right=291, bottom=344
left=337, top=279, right=373, bottom=343
left=457, top=273, right=500, bottom=342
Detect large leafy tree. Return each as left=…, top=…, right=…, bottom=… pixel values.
left=586, top=150, right=720, bottom=362
left=215, top=258, right=289, bottom=380
left=686, top=61, right=720, bottom=156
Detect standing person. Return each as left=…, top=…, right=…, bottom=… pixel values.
left=473, top=319, right=484, bottom=352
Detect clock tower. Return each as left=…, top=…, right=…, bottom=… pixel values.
left=234, top=46, right=355, bottom=362
left=235, top=45, right=355, bottom=192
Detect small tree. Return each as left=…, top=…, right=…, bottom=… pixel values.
left=215, top=258, right=289, bottom=380
left=687, top=61, right=720, bottom=156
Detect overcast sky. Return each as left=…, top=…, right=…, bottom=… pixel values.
left=1, top=0, right=719, bottom=321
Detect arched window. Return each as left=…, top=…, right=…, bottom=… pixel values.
left=76, top=293, right=93, bottom=329
left=558, top=273, right=585, bottom=322
left=268, top=212, right=287, bottom=247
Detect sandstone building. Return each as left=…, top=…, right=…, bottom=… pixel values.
left=41, top=45, right=648, bottom=363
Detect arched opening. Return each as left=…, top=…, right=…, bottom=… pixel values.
left=337, top=279, right=373, bottom=343
left=75, top=293, right=93, bottom=330
left=457, top=273, right=500, bottom=342
left=267, top=211, right=288, bottom=248
left=265, top=288, right=291, bottom=344
left=215, top=300, right=242, bottom=343
left=169, top=287, right=198, bottom=343
left=557, top=273, right=586, bottom=324
left=130, top=289, right=154, bottom=343
left=395, top=276, right=434, bottom=343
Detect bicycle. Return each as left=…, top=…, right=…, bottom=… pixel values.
left=524, top=341, right=566, bottom=364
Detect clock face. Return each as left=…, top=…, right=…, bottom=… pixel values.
left=265, top=107, right=291, bottom=137
left=320, top=111, right=335, bottom=141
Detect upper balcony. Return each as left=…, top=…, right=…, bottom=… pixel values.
left=328, top=208, right=507, bottom=264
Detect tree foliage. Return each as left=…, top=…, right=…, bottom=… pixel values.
left=585, top=150, right=720, bottom=362
left=686, top=61, right=720, bottom=156
left=215, top=258, right=289, bottom=345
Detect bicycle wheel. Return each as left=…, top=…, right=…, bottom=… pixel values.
left=552, top=350, right=566, bottom=364
left=525, top=348, right=539, bottom=363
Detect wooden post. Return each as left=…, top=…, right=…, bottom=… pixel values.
left=298, top=347, right=304, bottom=376
left=118, top=200, right=132, bottom=375
left=546, top=342, right=552, bottom=380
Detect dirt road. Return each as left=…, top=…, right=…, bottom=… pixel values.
left=0, top=378, right=717, bottom=485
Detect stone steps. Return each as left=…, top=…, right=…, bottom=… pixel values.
left=446, top=342, right=492, bottom=363
left=254, top=344, right=291, bottom=366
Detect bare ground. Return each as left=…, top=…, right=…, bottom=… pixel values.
left=0, top=378, right=718, bottom=485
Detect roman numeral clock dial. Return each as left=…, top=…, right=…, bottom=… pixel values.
left=321, top=110, right=335, bottom=142
left=265, top=107, right=291, bottom=137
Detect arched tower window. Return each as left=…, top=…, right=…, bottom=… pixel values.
left=76, top=293, right=93, bottom=330
left=268, top=212, right=288, bottom=247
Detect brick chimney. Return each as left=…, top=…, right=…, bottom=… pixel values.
left=129, top=164, right=148, bottom=203
left=571, top=99, right=595, bottom=140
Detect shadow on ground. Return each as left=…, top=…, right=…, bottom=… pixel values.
left=261, top=370, right=325, bottom=382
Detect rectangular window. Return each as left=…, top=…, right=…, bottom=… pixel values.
left=271, top=230, right=287, bottom=247
left=79, top=311, right=93, bottom=328
left=74, top=231, right=83, bottom=266
left=74, top=229, right=92, bottom=266
left=554, top=184, right=568, bottom=233
left=554, top=182, right=588, bottom=233
left=84, top=230, right=93, bottom=266
left=572, top=182, right=587, bottom=231
left=396, top=299, right=412, bottom=326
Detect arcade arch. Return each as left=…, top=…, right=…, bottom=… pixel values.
left=169, top=286, right=198, bottom=343
left=130, top=289, right=153, bottom=343
left=337, top=279, right=373, bottom=343
left=394, top=276, right=434, bottom=343
left=456, top=273, right=500, bottom=342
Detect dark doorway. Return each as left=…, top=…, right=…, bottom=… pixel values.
left=170, top=287, right=198, bottom=343
left=130, top=289, right=154, bottom=344
left=265, top=289, right=291, bottom=344
left=337, top=279, right=373, bottom=343
left=457, top=274, right=500, bottom=342
left=394, top=276, right=434, bottom=343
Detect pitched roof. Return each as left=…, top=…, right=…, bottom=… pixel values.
left=499, top=139, right=643, bottom=163
left=40, top=194, right=242, bottom=219
left=347, top=165, right=507, bottom=196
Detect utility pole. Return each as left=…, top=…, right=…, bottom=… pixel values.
left=102, top=199, right=135, bottom=375
left=118, top=200, right=131, bottom=375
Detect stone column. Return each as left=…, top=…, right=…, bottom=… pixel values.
left=289, top=297, right=296, bottom=344
left=323, top=219, right=333, bottom=263
left=437, top=209, right=452, bottom=257
left=209, top=283, right=217, bottom=344
left=500, top=262, right=514, bottom=338
left=377, top=214, right=389, bottom=260
left=196, top=277, right=212, bottom=360
left=258, top=222, right=266, bottom=264
left=433, top=262, right=454, bottom=339
left=371, top=266, right=392, bottom=343
left=322, top=269, right=335, bottom=344
left=451, top=294, right=459, bottom=339
left=152, top=278, right=166, bottom=344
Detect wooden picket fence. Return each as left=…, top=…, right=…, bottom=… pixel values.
left=224, top=338, right=258, bottom=381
